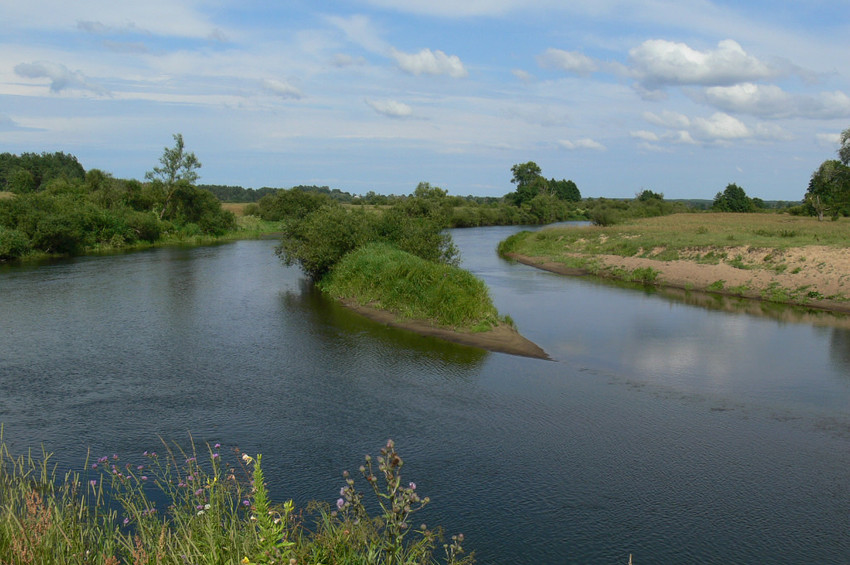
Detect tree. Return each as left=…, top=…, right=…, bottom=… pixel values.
left=550, top=178, right=581, bottom=202
left=839, top=126, right=850, bottom=166
left=806, top=159, right=850, bottom=221
left=712, top=183, right=754, bottom=212
left=145, top=134, right=201, bottom=220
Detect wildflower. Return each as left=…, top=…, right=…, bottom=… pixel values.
left=409, top=482, right=416, bottom=490
left=89, top=480, right=97, bottom=487
left=336, top=498, right=345, bottom=510
left=123, top=518, right=130, bottom=526
left=195, top=489, right=204, bottom=496
left=141, top=476, right=148, bottom=481
left=196, top=505, right=204, bottom=511
left=242, top=500, right=250, bottom=506
left=197, top=510, right=205, bottom=516
left=98, top=456, right=108, bottom=463
left=137, top=465, right=144, bottom=470
left=212, top=453, right=219, bottom=459
left=143, top=450, right=148, bottom=456
left=91, top=463, right=97, bottom=469
left=112, top=454, right=119, bottom=460
left=186, top=457, right=196, bottom=463
left=187, top=475, right=194, bottom=481
left=242, top=454, right=253, bottom=465
left=214, top=443, right=221, bottom=449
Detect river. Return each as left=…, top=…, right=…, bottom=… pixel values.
left=0, top=225, right=848, bottom=564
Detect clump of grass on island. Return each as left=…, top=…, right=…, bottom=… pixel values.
left=0, top=432, right=473, bottom=565
left=320, top=242, right=506, bottom=331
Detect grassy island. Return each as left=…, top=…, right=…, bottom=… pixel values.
left=499, top=213, right=850, bottom=313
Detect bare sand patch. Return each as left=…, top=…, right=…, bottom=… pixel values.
left=341, top=300, right=549, bottom=359
left=507, top=245, right=850, bottom=314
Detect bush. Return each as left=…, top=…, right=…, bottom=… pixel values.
left=0, top=226, right=31, bottom=260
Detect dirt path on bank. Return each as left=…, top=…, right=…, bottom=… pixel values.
left=507, top=245, right=850, bottom=314
left=341, top=301, right=550, bottom=359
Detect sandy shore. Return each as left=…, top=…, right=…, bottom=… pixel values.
left=341, top=300, right=549, bottom=359
left=506, top=245, right=850, bottom=315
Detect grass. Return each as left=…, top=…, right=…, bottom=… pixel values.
left=320, top=243, right=505, bottom=331
left=0, top=433, right=473, bottom=565
left=500, top=213, right=850, bottom=259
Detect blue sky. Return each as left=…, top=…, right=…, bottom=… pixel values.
left=2, top=1, right=849, bottom=200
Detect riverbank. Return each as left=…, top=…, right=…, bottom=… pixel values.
left=342, top=300, right=549, bottom=359
left=499, top=213, right=850, bottom=314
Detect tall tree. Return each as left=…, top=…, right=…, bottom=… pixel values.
left=145, top=134, right=201, bottom=220
left=508, top=162, right=547, bottom=206
left=712, top=183, right=753, bottom=212
left=806, top=160, right=850, bottom=221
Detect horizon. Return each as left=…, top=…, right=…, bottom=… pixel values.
left=2, top=1, right=848, bottom=201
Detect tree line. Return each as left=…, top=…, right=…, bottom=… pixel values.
left=0, top=135, right=235, bottom=261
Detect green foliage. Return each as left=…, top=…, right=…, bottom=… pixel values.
left=0, top=151, right=85, bottom=193
left=257, top=188, right=333, bottom=221
left=145, top=134, right=202, bottom=220
left=0, top=226, right=30, bottom=260
left=805, top=159, right=850, bottom=221
left=712, top=183, right=754, bottom=212
left=0, top=437, right=472, bottom=565
left=320, top=243, right=501, bottom=329
left=277, top=188, right=460, bottom=281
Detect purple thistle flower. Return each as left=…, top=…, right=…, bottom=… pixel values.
left=141, top=476, right=148, bottom=481
left=336, top=498, right=345, bottom=510
left=242, top=499, right=250, bottom=506
left=123, top=517, right=130, bottom=525
left=137, top=465, right=144, bottom=471
left=91, top=464, right=97, bottom=470
left=195, top=488, right=203, bottom=496
left=212, top=453, right=219, bottom=459
left=112, top=454, right=119, bottom=460
left=196, top=505, right=204, bottom=510
left=214, top=443, right=221, bottom=449
left=187, top=475, right=194, bottom=481
left=409, top=482, right=416, bottom=490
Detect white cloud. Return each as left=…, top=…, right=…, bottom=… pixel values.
left=14, top=61, right=108, bottom=95
left=816, top=132, right=841, bottom=148
left=331, top=53, right=367, bottom=68
left=691, top=112, right=750, bottom=140
left=643, top=110, right=690, bottom=129
left=391, top=48, right=468, bottom=78
left=558, top=138, right=606, bottom=151
left=325, top=14, right=391, bottom=55
left=701, top=83, right=850, bottom=119
left=512, top=69, right=533, bottom=82
left=262, top=79, right=303, bottom=100
left=631, top=130, right=659, bottom=142
left=365, top=98, right=413, bottom=118
left=629, top=39, right=774, bottom=89
left=537, top=48, right=598, bottom=75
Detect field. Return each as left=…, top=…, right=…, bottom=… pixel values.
left=499, top=213, right=850, bottom=311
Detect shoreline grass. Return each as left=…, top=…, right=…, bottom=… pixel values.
left=0, top=433, right=473, bottom=564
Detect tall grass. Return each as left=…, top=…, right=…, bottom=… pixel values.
left=0, top=433, right=473, bottom=564
left=319, top=243, right=503, bottom=330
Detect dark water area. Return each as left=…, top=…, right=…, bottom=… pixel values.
left=1, top=226, right=848, bottom=564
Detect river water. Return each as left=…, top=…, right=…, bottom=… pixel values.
left=1, top=225, right=848, bottom=564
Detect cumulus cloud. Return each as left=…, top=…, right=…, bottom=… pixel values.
left=262, top=79, right=303, bottom=99
left=700, top=83, right=850, bottom=119
left=691, top=112, right=750, bottom=140
left=391, top=48, right=468, bottom=78
left=643, top=110, right=690, bottom=129
left=630, top=130, right=659, bottom=142
left=629, top=39, right=774, bottom=90
left=14, top=61, right=108, bottom=95
left=558, top=138, right=606, bottom=151
left=365, top=98, right=413, bottom=118
left=537, top=48, right=598, bottom=75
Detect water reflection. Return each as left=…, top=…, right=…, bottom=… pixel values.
left=280, top=279, right=488, bottom=369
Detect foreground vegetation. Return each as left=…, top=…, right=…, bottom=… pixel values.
left=0, top=436, right=472, bottom=564
left=499, top=213, right=850, bottom=307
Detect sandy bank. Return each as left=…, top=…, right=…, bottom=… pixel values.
left=341, top=300, right=549, bottom=359
left=506, top=246, right=850, bottom=315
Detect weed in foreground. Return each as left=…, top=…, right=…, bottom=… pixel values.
left=0, top=433, right=472, bottom=565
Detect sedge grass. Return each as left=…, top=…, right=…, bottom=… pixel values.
left=320, top=242, right=503, bottom=330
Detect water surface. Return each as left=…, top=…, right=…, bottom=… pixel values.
left=1, top=227, right=848, bottom=564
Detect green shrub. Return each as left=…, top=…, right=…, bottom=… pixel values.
left=0, top=226, right=31, bottom=260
